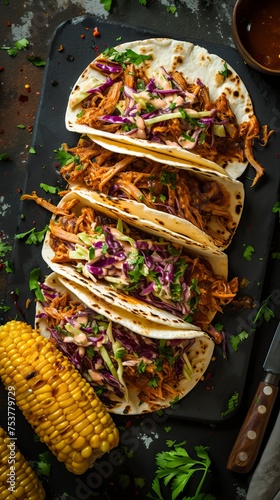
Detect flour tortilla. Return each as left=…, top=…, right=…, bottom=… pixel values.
left=65, top=38, right=254, bottom=179
left=41, top=190, right=228, bottom=330
left=63, top=136, right=244, bottom=250
left=36, top=272, right=214, bottom=414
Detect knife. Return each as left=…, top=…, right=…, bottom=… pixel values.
left=227, top=322, right=280, bottom=473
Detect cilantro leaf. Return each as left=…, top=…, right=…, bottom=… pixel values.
left=0, top=242, right=12, bottom=257
left=14, top=38, right=29, bottom=50
left=40, top=183, right=59, bottom=194
left=15, top=226, right=48, bottom=245
left=27, top=55, right=46, bottom=67
left=29, top=268, right=44, bottom=301
left=102, top=47, right=152, bottom=66
left=272, top=252, right=280, bottom=259
left=221, top=391, right=239, bottom=417
left=272, top=201, right=280, bottom=220
left=55, top=148, right=80, bottom=167
left=0, top=153, right=10, bottom=160
left=243, top=244, right=255, bottom=261
left=37, top=451, right=52, bottom=477
left=218, top=62, right=229, bottom=78
left=100, top=0, right=112, bottom=11
left=167, top=5, right=177, bottom=13
left=253, top=295, right=275, bottom=323
left=229, top=330, right=249, bottom=352
left=148, top=441, right=215, bottom=499
left=1, top=38, right=30, bottom=57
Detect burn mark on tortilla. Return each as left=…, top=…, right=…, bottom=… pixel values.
left=233, top=91, right=239, bottom=98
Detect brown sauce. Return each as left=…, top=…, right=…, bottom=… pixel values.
left=238, top=0, right=280, bottom=70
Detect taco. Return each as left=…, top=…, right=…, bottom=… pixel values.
left=35, top=272, right=214, bottom=414
left=21, top=189, right=238, bottom=335
left=58, top=135, right=244, bottom=250
left=65, top=38, right=272, bottom=185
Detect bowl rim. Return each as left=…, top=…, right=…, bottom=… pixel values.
left=232, top=0, right=280, bottom=75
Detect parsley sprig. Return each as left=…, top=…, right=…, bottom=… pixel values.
left=1, top=37, right=29, bottom=57
left=148, top=440, right=215, bottom=500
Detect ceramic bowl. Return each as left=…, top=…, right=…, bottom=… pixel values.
left=232, top=0, right=280, bottom=76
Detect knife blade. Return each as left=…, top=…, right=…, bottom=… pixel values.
left=227, top=322, right=280, bottom=473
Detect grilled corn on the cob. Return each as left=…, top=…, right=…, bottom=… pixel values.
left=0, top=320, right=119, bottom=475
left=0, top=426, right=45, bottom=500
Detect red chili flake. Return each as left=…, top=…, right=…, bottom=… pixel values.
left=206, top=385, right=214, bottom=391
left=125, top=420, right=132, bottom=428
left=6, top=21, right=11, bottom=27
left=80, top=34, right=85, bottom=39
left=205, top=372, right=213, bottom=381
left=93, top=27, right=100, bottom=37
left=0, top=263, right=3, bottom=271
left=275, top=152, right=279, bottom=159
left=0, top=67, right=4, bottom=72
left=0, top=129, right=4, bottom=134
left=57, top=44, right=64, bottom=52
left=17, top=187, right=22, bottom=193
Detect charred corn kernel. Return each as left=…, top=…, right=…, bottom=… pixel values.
left=0, top=321, right=119, bottom=475
left=0, top=426, right=45, bottom=500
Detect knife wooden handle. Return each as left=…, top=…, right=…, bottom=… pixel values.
left=227, top=381, right=279, bottom=473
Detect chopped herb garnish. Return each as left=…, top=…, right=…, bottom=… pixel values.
left=29, top=146, right=36, bottom=154
left=272, top=252, right=280, bottom=259
left=1, top=38, right=29, bottom=57
left=55, top=149, right=80, bottom=167
left=27, top=55, right=46, bottom=67
left=40, top=183, right=59, bottom=194
left=272, top=201, right=280, bottom=220
left=243, top=244, right=255, bottom=261
left=29, top=268, right=44, bottom=302
left=15, top=225, right=48, bottom=245
left=17, top=124, right=25, bottom=129
left=221, top=391, right=239, bottom=417
left=219, top=62, right=229, bottom=78
left=230, top=330, right=249, bottom=352
left=37, top=451, right=52, bottom=477
left=102, top=47, right=152, bottom=67
left=167, top=5, right=177, bottom=13
left=253, top=295, right=275, bottom=323
left=0, top=242, right=12, bottom=257
left=160, top=170, right=176, bottom=189
left=0, top=153, right=10, bottom=160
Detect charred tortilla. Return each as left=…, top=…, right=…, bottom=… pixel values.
left=65, top=38, right=270, bottom=185
left=58, top=135, right=244, bottom=250
left=36, top=272, right=214, bottom=414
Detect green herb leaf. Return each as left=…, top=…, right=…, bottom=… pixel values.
left=148, top=441, right=215, bottom=500
left=14, top=38, right=29, bottom=50
left=39, top=183, right=59, bottom=194
left=229, top=330, right=249, bottom=352
left=37, top=451, right=52, bottom=477
left=15, top=226, right=48, bottom=245
left=102, top=47, right=152, bottom=66
left=218, top=62, right=229, bottom=78
left=0, top=153, right=10, bottom=160
left=3, top=260, right=14, bottom=273
left=221, top=391, right=239, bottom=417
left=29, top=268, right=44, bottom=301
left=27, top=55, right=46, bottom=67
left=253, top=295, right=275, bottom=323
left=167, top=5, right=177, bottom=13
left=272, top=252, right=280, bottom=259
left=0, top=242, right=12, bottom=257
left=29, top=146, right=36, bottom=154
left=100, top=0, right=112, bottom=11
left=272, top=201, right=280, bottom=220
left=243, top=244, right=255, bottom=261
